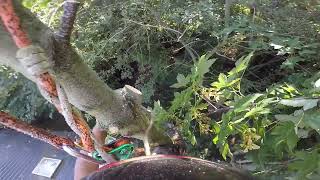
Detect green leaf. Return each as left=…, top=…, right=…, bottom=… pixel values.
left=212, top=135, right=219, bottom=144
left=23, top=0, right=34, bottom=8
left=169, top=88, right=193, bottom=112
left=275, top=114, right=305, bottom=128
left=212, top=73, right=228, bottom=89
left=244, top=106, right=270, bottom=119
left=190, top=134, right=197, bottom=145
left=221, top=143, right=230, bottom=160
left=281, top=56, right=303, bottom=70
left=152, top=101, right=169, bottom=124
left=171, top=74, right=190, bottom=88
left=287, top=135, right=298, bottom=152
left=228, top=52, right=254, bottom=77
left=218, top=73, right=228, bottom=84
left=39, top=0, right=51, bottom=8
left=271, top=122, right=299, bottom=152
left=289, top=150, right=320, bottom=177
left=195, top=56, right=216, bottom=77
left=279, top=98, right=319, bottom=111
left=233, top=94, right=263, bottom=113
left=303, top=109, right=320, bottom=133
left=212, top=122, right=221, bottom=133
left=23, top=0, right=51, bottom=8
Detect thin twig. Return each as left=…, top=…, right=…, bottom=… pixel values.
left=125, top=19, right=183, bottom=35
left=201, top=94, right=218, bottom=109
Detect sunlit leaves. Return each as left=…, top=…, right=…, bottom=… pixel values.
left=241, top=128, right=261, bottom=152
left=23, top=0, right=51, bottom=8
left=221, top=143, right=231, bottom=160
left=228, top=52, right=254, bottom=78
left=233, top=94, right=263, bottom=113
left=191, top=56, right=216, bottom=86
left=194, top=55, right=216, bottom=78
left=212, top=73, right=240, bottom=90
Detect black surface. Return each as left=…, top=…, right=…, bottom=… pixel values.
left=0, top=128, right=76, bottom=180
left=85, top=155, right=255, bottom=180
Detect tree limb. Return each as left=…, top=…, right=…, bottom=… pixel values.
left=56, top=0, right=81, bottom=42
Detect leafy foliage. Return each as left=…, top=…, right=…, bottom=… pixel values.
left=151, top=1, right=320, bottom=178
left=0, top=67, right=55, bottom=123
left=18, top=0, right=320, bottom=179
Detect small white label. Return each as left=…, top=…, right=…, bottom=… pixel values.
left=32, top=157, right=62, bottom=178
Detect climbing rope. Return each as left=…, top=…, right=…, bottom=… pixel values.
left=0, top=0, right=95, bottom=152
left=0, top=112, right=74, bottom=149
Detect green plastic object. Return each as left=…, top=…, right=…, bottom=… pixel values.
left=92, top=144, right=134, bottom=161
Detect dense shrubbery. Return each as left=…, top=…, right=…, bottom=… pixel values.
left=0, top=66, right=55, bottom=123
left=4, top=0, right=319, bottom=179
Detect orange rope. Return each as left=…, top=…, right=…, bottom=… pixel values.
left=0, top=0, right=31, bottom=48
left=0, top=111, right=74, bottom=149
left=0, top=0, right=95, bottom=152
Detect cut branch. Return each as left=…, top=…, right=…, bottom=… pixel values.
left=56, top=0, right=81, bottom=42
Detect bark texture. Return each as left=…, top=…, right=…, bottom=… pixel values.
left=0, top=1, right=170, bottom=145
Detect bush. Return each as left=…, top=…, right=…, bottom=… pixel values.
left=0, top=66, right=55, bottom=123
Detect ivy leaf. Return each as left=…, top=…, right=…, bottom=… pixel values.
left=279, top=98, right=319, bottom=111
left=171, top=74, right=190, bottom=88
